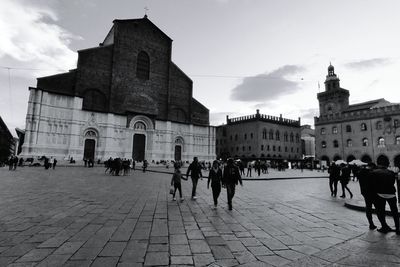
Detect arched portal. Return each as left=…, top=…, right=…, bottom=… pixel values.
left=333, top=155, right=342, bottom=161
left=346, top=155, right=356, bottom=163
left=84, top=139, right=95, bottom=160
left=132, top=134, right=146, bottom=161
left=361, top=154, right=372, bottom=163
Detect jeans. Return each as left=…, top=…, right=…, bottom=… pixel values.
left=173, top=183, right=182, bottom=198
left=191, top=177, right=198, bottom=198
left=226, top=184, right=236, bottom=208
left=362, top=194, right=376, bottom=226
left=329, top=178, right=338, bottom=196
left=375, top=195, right=399, bottom=230
left=211, top=184, right=221, bottom=205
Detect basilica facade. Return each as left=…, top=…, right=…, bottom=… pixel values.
left=21, top=16, right=216, bottom=162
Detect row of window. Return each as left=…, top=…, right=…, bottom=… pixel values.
left=321, top=136, right=400, bottom=148
left=221, top=145, right=300, bottom=153
left=321, top=120, right=399, bottom=135
left=224, top=131, right=300, bottom=143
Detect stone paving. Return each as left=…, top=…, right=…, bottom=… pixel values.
left=0, top=167, right=399, bottom=266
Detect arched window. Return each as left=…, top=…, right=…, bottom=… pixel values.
left=244, top=134, right=247, bottom=140
left=362, top=138, right=369, bottom=147
left=321, top=141, right=327, bottom=148
left=275, top=131, right=280, bottom=140
left=134, top=122, right=146, bottom=130
left=320, top=128, right=326, bottom=135
left=235, top=134, right=238, bottom=141
left=261, top=145, right=264, bottom=151
left=347, top=139, right=352, bottom=147
left=284, top=132, right=288, bottom=141
left=262, top=129, right=267, bottom=139
left=346, top=125, right=352, bottom=133
left=394, top=119, right=399, bottom=128
left=332, top=126, right=338, bottom=134
left=333, top=140, right=339, bottom=148
left=378, top=137, right=385, bottom=147
left=376, top=121, right=383, bottom=130
left=136, top=51, right=150, bottom=80
left=85, top=130, right=97, bottom=138
left=295, top=134, right=300, bottom=143
left=361, top=123, right=367, bottom=131
left=396, top=136, right=400, bottom=145
left=269, top=130, right=274, bottom=140
left=290, top=133, right=294, bottom=142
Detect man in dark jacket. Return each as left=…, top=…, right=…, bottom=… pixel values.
left=358, top=163, right=377, bottom=229
left=186, top=157, right=203, bottom=199
left=222, top=158, right=243, bottom=210
left=372, top=163, right=400, bottom=234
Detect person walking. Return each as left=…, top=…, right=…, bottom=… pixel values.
left=171, top=163, right=185, bottom=202
left=208, top=160, right=223, bottom=209
left=142, top=160, right=148, bottom=173
left=186, top=157, right=203, bottom=199
left=53, top=158, right=57, bottom=169
left=358, top=163, right=377, bottom=230
left=340, top=164, right=353, bottom=198
left=49, top=157, right=54, bottom=169
left=246, top=161, right=252, bottom=177
left=222, top=158, right=243, bottom=210
left=328, top=163, right=340, bottom=197
left=372, top=163, right=400, bottom=234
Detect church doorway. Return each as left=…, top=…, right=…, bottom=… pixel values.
left=133, top=134, right=146, bottom=161
left=377, top=154, right=389, bottom=167
left=84, top=139, right=95, bottom=160
left=174, top=145, right=182, bottom=161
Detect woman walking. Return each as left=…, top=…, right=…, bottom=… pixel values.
left=340, top=164, right=353, bottom=198
left=208, top=160, right=223, bottom=209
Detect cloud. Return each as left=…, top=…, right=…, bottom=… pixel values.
left=344, top=58, right=391, bottom=70
left=230, top=65, right=305, bottom=102
left=0, top=0, right=79, bottom=77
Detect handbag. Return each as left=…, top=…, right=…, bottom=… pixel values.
left=169, top=186, right=174, bottom=195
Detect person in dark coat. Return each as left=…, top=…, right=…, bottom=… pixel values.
left=340, top=164, right=353, bottom=198
left=372, top=164, right=400, bottom=234
left=328, top=163, right=340, bottom=197
left=186, top=157, right=203, bottom=199
left=222, top=158, right=243, bottom=210
left=358, top=163, right=377, bottom=229
left=208, top=160, right=223, bottom=208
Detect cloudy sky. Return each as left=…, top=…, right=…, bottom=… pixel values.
left=1, top=0, right=400, bottom=132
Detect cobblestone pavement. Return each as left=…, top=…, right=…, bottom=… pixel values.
left=0, top=167, right=399, bottom=266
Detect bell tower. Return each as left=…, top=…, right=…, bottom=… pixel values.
left=317, top=64, right=349, bottom=116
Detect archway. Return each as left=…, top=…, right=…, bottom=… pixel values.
left=84, top=139, right=95, bottom=160
left=377, top=154, right=389, bottom=167
left=132, top=134, right=146, bottom=161
left=394, top=154, right=400, bottom=168
left=346, top=155, right=356, bottom=163
left=320, top=155, right=330, bottom=165
left=361, top=154, right=372, bottom=163
left=174, top=146, right=182, bottom=161
left=333, top=155, right=342, bottom=161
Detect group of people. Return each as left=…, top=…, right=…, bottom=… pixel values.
left=358, top=162, right=399, bottom=235
left=7, top=155, right=19, bottom=170
left=104, top=158, right=136, bottom=176
left=43, top=156, right=57, bottom=170
left=328, top=163, right=353, bottom=198
left=171, top=157, right=243, bottom=210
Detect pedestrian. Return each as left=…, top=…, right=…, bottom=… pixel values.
left=358, top=163, right=377, bottom=230
left=222, top=158, right=243, bottom=210
left=339, top=164, right=353, bottom=198
left=208, top=160, right=223, bottom=209
left=239, top=161, right=245, bottom=176
left=328, top=163, right=340, bottom=197
left=256, top=160, right=261, bottom=176
left=246, top=161, right=252, bottom=177
left=372, top=163, right=400, bottom=235
left=49, top=157, right=54, bottom=169
left=142, top=160, right=148, bottom=172
left=44, top=157, right=50, bottom=170
left=8, top=156, right=13, bottom=171
left=186, top=157, right=203, bottom=200
left=53, top=158, right=57, bottom=169
left=171, top=163, right=185, bottom=201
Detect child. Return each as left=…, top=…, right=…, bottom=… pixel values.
left=171, top=163, right=185, bottom=201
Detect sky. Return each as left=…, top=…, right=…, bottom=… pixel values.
left=1, top=0, right=400, bottom=133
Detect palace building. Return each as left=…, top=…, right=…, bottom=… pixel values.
left=314, top=64, right=400, bottom=168
left=216, top=110, right=302, bottom=162
left=21, top=16, right=216, bottom=162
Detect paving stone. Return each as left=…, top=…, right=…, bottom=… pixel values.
left=233, top=250, right=258, bottom=264
left=187, top=229, right=204, bottom=240
left=120, top=240, right=148, bottom=263
left=150, top=236, right=168, bottom=244
left=70, top=246, right=103, bottom=260
left=36, top=254, right=71, bottom=267
left=189, top=239, right=211, bottom=253
left=206, top=236, right=226, bottom=245
left=99, top=241, right=127, bottom=256
left=2, top=244, right=37, bottom=257
left=210, top=245, right=234, bottom=259
left=170, top=244, right=191, bottom=256
left=257, top=255, right=291, bottom=266
left=144, top=252, right=169, bottom=266
left=171, top=255, right=193, bottom=265
left=247, top=246, right=274, bottom=256
left=91, top=256, right=119, bottom=267
left=147, top=244, right=169, bottom=252
left=193, top=253, right=215, bottom=266
left=170, top=234, right=188, bottom=245
left=16, top=248, right=54, bottom=262
left=274, top=249, right=305, bottom=261
left=54, top=241, right=84, bottom=255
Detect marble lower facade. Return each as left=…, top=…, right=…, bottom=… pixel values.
left=21, top=89, right=216, bottom=162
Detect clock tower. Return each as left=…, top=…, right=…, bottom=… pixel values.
left=317, top=64, right=349, bottom=116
